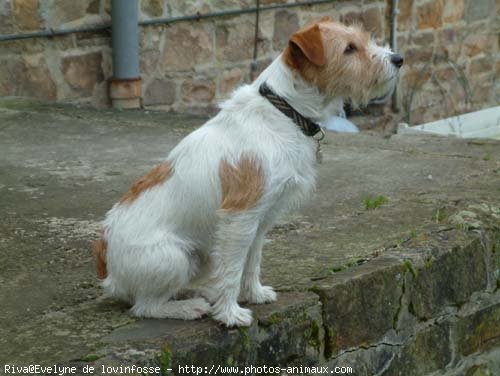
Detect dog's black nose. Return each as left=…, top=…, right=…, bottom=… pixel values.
left=390, top=54, right=404, bottom=68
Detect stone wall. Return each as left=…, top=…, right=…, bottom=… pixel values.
left=0, top=0, right=498, bottom=129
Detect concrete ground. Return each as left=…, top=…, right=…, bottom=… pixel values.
left=0, top=98, right=499, bottom=368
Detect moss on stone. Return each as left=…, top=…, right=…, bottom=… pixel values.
left=80, top=354, right=101, bottom=362
left=404, top=260, right=418, bottom=279
left=425, top=256, right=433, bottom=269
left=267, top=312, right=285, bottom=325
left=160, top=344, right=172, bottom=375
left=305, top=320, right=322, bottom=351
left=239, top=327, right=250, bottom=348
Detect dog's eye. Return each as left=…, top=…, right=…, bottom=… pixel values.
left=344, top=43, right=357, bottom=54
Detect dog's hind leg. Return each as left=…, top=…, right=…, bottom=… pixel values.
left=131, top=296, right=210, bottom=320
left=125, top=235, right=210, bottom=320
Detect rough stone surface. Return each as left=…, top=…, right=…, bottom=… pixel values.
left=13, top=0, right=39, bottom=30
left=0, top=55, right=57, bottom=99
left=141, top=0, right=164, bottom=17
left=1, top=100, right=500, bottom=373
left=62, top=52, right=104, bottom=96
left=465, top=0, right=496, bottom=22
left=272, top=10, right=299, bottom=51
left=162, top=23, right=214, bottom=71
left=408, top=238, right=489, bottom=320
left=454, top=302, right=500, bottom=357
left=416, top=0, right=443, bottom=30
left=384, top=321, right=452, bottom=375
left=143, top=79, right=176, bottom=106
left=50, top=0, right=90, bottom=26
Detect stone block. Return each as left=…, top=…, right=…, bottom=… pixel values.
left=384, top=322, right=451, bottom=375
left=273, top=11, right=300, bottom=51
left=0, top=55, right=57, bottom=100
left=453, top=302, right=500, bottom=356
left=13, top=0, right=40, bottom=31
left=404, top=47, right=434, bottom=64
left=143, top=79, right=176, bottom=106
left=408, top=239, right=489, bottom=320
left=416, top=0, right=443, bottom=30
left=465, top=0, right=495, bottom=23
left=464, top=34, right=495, bottom=57
left=51, top=0, right=91, bottom=26
left=163, top=23, right=214, bottom=71
left=86, top=0, right=100, bottom=15
left=219, top=67, right=243, bottom=97
left=470, top=57, right=494, bottom=75
left=314, top=257, right=405, bottom=356
left=0, top=1, right=14, bottom=33
left=62, top=52, right=104, bottom=96
left=411, top=31, right=435, bottom=46
left=340, top=6, right=384, bottom=38
left=100, top=292, right=323, bottom=369
left=216, top=15, right=269, bottom=63
left=397, top=0, right=413, bottom=31
left=181, top=78, right=216, bottom=104
left=141, top=0, right=164, bottom=17
left=401, top=66, right=431, bottom=89
left=361, top=6, right=384, bottom=39
left=443, top=0, right=465, bottom=23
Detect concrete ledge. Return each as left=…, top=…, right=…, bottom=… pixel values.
left=1, top=99, right=499, bottom=375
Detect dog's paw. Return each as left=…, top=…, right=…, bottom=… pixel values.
left=242, top=285, right=277, bottom=304
left=213, top=305, right=253, bottom=327
left=183, top=298, right=212, bottom=319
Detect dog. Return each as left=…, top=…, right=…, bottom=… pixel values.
left=94, top=17, right=403, bottom=327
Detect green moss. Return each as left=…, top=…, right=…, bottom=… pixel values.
left=404, top=260, right=418, bottom=279
left=330, top=265, right=344, bottom=274
left=160, top=344, right=172, bottom=375
left=309, top=284, right=321, bottom=294
left=324, top=326, right=336, bottom=358
left=304, top=320, right=322, bottom=352
left=330, top=259, right=367, bottom=274
left=239, top=327, right=250, bottom=348
left=432, top=207, right=447, bottom=223
left=80, top=354, right=101, bottom=362
left=410, top=230, right=417, bottom=239
left=363, top=195, right=388, bottom=210
left=482, top=153, right=491, bottom=161
left=425, top=256, right=433, bottom=269
left=267, top=312, right=284, bottom=325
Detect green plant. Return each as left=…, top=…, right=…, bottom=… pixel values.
left=363, top=195, right=388, bottom=210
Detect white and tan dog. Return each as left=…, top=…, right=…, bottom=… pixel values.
left=94, top=18, right=403, bottom=327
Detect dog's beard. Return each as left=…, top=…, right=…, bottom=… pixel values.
left=369, top=74, right=398, bottom=104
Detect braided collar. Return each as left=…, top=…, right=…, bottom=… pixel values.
left=259, top=82, right=323, bottom=138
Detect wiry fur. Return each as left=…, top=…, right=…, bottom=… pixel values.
left=96, top=19, right=402, bottom=326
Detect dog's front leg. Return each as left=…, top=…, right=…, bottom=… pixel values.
left=209, top=211, right=259, bottom=327
left=240, top=228, right=277, bottom=304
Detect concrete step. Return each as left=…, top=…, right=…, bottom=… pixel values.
left=0, top=98, right=499, bottom=375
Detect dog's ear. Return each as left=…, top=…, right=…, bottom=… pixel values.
left=287, top=23, right=326, bottom=68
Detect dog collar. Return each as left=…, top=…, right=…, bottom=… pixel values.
left=259, top=82, right=324, bottom=139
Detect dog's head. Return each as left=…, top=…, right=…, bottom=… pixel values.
left=283, top=18, right=403, bottom=107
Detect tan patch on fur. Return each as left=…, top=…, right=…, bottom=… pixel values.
left=94, top=235, right=107, bottom=279
left=119, top=162, right=173, bottom=204
left=285, top=23, right=326, bottom=68
left=219, top=153, right=264, bottom=212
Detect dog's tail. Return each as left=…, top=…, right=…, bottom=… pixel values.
left=93, top=229, right=108, bottom=279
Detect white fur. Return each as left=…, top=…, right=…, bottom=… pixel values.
left=101, top=45, right=398, bottom=326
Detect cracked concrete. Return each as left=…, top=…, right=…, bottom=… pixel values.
left=1, top=98, right=500, bottom=375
